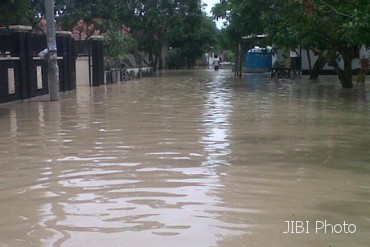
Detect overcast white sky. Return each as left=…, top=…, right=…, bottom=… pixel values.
left=202, top=0, right=224, bottom=29
left=202, top=0, right=218, bottom=15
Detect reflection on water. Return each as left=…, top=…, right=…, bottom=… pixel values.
left=0, top=70, right=370, bottom=247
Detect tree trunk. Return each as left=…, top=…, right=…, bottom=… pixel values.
left=149, top=51, right=153, bottom=65
left=156, top=47, right=163, bottom=71
left=329, top=52, right=353, bottom=88
left=153, top=55, right=158, bottom=72
left=306, top=49, right=312, bottom=71
left=309, top=54, right=327, bottom=80
left=341, top=52, right=353, bottom=88
left=335, top=48, right=355, bottom=88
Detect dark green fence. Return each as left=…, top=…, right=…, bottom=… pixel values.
left=0, top=27, right=76, bottom=103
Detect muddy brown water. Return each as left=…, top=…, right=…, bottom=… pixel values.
left=0, top=70, right=369, bottom=247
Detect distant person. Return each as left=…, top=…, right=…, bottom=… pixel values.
left=357, top=57, right=369, bottom=85
left=213, top=55, right=220, bottom=71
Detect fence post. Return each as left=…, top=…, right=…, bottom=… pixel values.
left=56, top=31, right=73, bottom=92
left=67, top=35, right=76, bottom=90
left=8, top=26, right=32, bottom=99
left=90, top=35, right=105, bottom=86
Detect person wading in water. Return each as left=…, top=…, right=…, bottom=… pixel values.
left=213, top=55, right=220, bottom=71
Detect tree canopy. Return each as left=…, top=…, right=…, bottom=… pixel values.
left=0, top=0, right=218, bottom=70
left=213, top=0, right=370, bottom=87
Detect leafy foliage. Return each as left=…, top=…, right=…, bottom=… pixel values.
left=169, top=1, right=218, bottom=68
left=0, top=0, right=221, bottom=70
left=212, top=0, right=270, bottom=44
left=213, top=0, right=370, bottom=87
left=104, top=28, right=136, bottom=69
left=0, top=0, right=30, bottom=26
left=265, top=0, right=370, bottom=87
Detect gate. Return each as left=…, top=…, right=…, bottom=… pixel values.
left=74, top=36, right=104, bottom=87
left=0, top=26, right=76, bottom=104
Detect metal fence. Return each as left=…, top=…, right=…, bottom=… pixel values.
left=0, top=27, right=76, bottom=103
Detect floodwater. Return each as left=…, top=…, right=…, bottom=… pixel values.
left=0, top=70, right=369, bottom=247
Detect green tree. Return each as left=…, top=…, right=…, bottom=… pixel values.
left=0, top=0, right=220, bottom=71
left=214, top=0, right=370, bottom=88
left=265, top=0, right=370, bottom=88
left=103, top=27, right=136, bottom=69
left=127, top=0, right=174, bottom=70
left=169, top=0, right=218, bottom=68
left=212, top=0, right=269, bottom=44
left=0, top=0, right=31, bottom=26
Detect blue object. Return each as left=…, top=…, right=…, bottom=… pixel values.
left=245, top=50, right=272, bottom=71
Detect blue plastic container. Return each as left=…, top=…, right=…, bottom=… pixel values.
left=245, top=49, right=272, bottom=72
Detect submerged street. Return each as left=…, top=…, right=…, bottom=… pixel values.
left=0, top=70, right=369, bottom=246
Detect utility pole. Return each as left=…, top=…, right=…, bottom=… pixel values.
left=44, top=0, right=59, bottom=101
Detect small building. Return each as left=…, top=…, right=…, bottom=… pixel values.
left=300, top=46, right=369, bottom=74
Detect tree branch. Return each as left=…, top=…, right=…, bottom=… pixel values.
left=318, top=0, right=354, bottom=19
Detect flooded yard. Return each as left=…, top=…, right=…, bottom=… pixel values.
left=0, top=70, right=369, bottom=246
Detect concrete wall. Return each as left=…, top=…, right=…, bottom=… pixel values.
left=123, top=43, right=169, bottom=69
left=76, top=56, right=90, bottom=86
left=105, top=67, right=154, bottom=84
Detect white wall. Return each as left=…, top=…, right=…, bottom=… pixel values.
left=300, top=46, right=369, bottom=71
